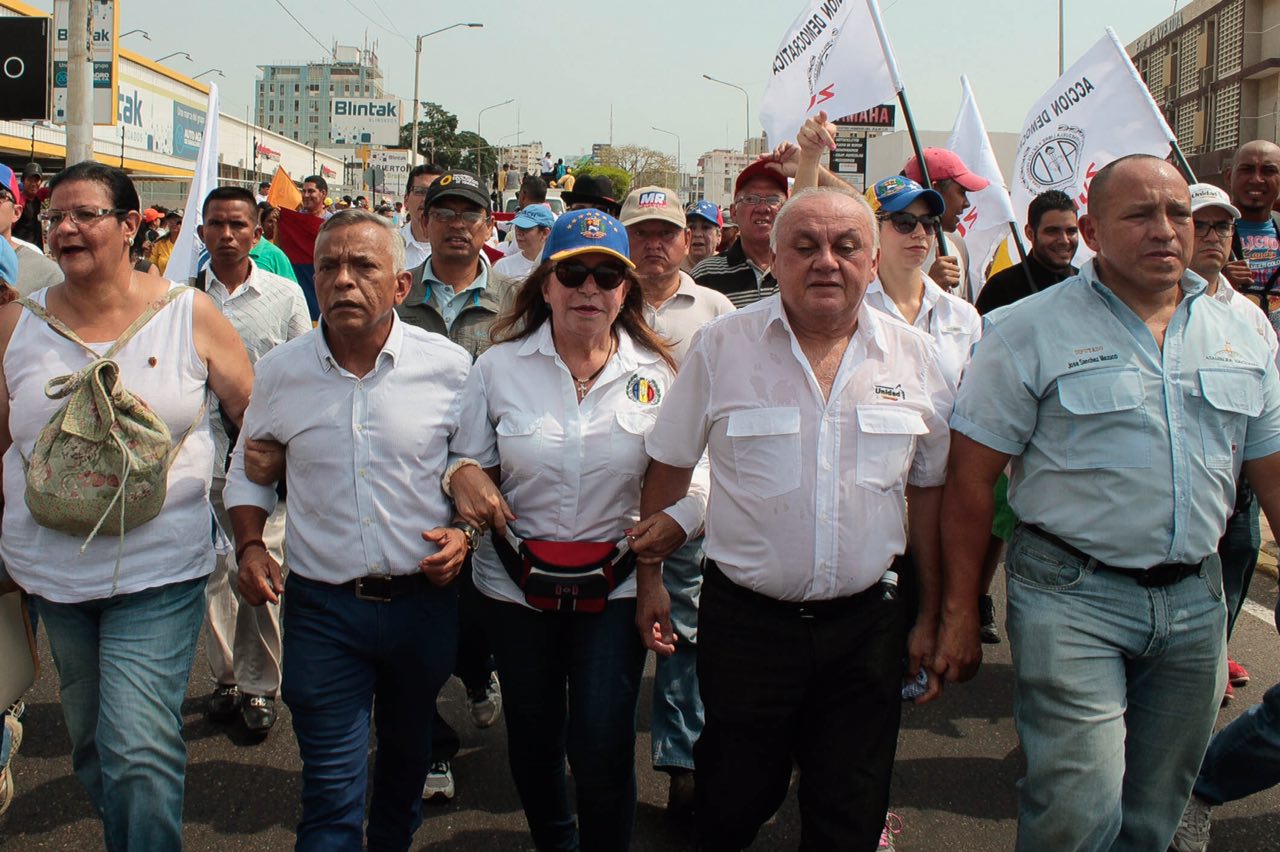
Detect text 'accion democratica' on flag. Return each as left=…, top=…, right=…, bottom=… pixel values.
left=772, top=0, right=846, bottom=73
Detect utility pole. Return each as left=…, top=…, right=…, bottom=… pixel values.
left=65, top=0, right=95, bottom=164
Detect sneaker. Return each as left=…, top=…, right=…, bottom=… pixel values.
left=7, top=700, right=25, bottom=721
left=207, top=684, right=241, bottom=722
left=1222, top=680, right=1235, bottom=707
left=1170, top=795, right=1212, bottom=852
left=1227, top=658, right=1250, bottom=687
left=979, top=595, right=1001, bottom=644
left=423, top=761, right=454, bottom=802
left=0, top=765, right=11, bottom=817
left=5, top=713, right=23, bottom=757
left=878, top=812, right=903, bottom=851
left=468, top=672, right=502, bottom=729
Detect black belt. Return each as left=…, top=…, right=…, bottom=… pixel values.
left=293, top=571, right=432, bottom=602
left=1018, top=525, right=1202, bottom=588
left=705, top=560, right=879, bottom=619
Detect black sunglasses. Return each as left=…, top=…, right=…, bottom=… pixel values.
left=879, top=211, right=941, bottom=235
left=553, top=260, right=628, bottom=290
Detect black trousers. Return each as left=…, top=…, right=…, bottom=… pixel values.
left=431, top=556, right=495, bottom=762
left=695, top=562, right=907, bottom=852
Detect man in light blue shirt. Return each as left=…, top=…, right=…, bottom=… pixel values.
left=934, top=155, right=1280, bottom=851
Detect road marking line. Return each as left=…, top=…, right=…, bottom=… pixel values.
left=1242, top=598, right=1274, bottom=625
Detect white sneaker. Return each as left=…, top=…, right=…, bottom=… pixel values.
left=468, top=672, right=502, bottom=729
left=878, top=812, right=903, bottom=851
left=1170, top=795, right=1212, bottom=852
left=422, top=760, right=455, bottom=802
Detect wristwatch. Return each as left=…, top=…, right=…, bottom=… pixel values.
left=451, top=521, right=481, bottom=553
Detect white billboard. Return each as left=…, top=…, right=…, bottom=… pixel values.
left=52, top=0, right=118, bottom=126
left=369, top=149, right=410, bottom=195
left=330, top=97, right=402, bottom=146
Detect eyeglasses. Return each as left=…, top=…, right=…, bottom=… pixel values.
left=41, top=207, right=127, bottom=228
left=553, top=260, right=628, bottom=290
left=1193, top=220, right=1234, bottom=238
left=408, top=187, right=431, bottom=197
left=878, top=212, right=941, bottom=235
left=734, top=194, right=785, bottom=208
left=428, top=207, right=487, bottom=225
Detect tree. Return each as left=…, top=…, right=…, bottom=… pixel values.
left=596, top=144, right=677, bottom=190
left=571, top=165, right=632, bottom=201
left=397, top=104, right=499, bottom=182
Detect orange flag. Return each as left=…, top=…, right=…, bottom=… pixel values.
left=266, top=166, right=302, bottom=212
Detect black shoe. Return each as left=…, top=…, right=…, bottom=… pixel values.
left=979, top=595, right=1001, bottom=645
left=666, top=770, right=696, bottom=819
left=241, top=694, right=277, bottom=734
left=207, top=684, right=241, bottom=721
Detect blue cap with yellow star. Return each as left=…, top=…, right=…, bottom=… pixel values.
left=541, top=208, right=634, bottom=268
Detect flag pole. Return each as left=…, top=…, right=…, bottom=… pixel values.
left=896, top=87, right=949, bottom=257
left=1169, top=139, right=1198, bottom=184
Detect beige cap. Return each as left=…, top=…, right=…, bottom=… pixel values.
left=619, top=186, right=686, bottom=228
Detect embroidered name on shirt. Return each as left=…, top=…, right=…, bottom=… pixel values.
left=1067, top=353, right=1118, bottom=369
left=1206, top=340, right=1247, bottom=364
left=626, top=374, right=662, bottom=405
left=874, top=383, right=906, bottom=401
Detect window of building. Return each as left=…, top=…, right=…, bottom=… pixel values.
left=293, top=84, right=300, bottom=94
left=1217, top=0, right=1244, bottom=76
left=724, top=177, right=732, bottom=194
left=1212, top=81, right=1241, bottom=152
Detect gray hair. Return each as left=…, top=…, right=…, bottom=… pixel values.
left=318, top=207, right=407, bottom=273
left=769, top=186, right=879, bottom=254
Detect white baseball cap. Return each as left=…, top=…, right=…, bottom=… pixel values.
left=1189, top=183, right=1241, bottom=219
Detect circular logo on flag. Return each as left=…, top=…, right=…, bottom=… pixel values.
left=1022, top=126, right=1086, bottom=190
left=626, top=374, right=662, bottom=405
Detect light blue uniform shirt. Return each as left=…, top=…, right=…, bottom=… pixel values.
left=422, top=258, right=488, bottom=330
left=952, top=259, right=1280, bottom=568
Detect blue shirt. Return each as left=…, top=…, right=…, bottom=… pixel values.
left=952, top=259, right=1280, bottom=568
left=422, top=258, right=489, bottom=330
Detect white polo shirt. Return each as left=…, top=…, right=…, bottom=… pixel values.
left=400, top=218, right=432, bottom=271
left=642, top=271, right=735, bottom=364
left=453, top=322, right=707, bottom=608
left=864, top=273, right=982, bottom=392
left=646, top=296, right=953, bottom=601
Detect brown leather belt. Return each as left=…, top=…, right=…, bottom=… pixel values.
left=1018, top=524, right=1202, bottom=588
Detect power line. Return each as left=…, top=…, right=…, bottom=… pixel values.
left=270, top=0, right=337, bottom=60
left=366, top=0, right=403, bottom=37
left=340, top=0, right=410, bottom=45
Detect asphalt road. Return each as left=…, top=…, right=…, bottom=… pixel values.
left=2, top=569, right=1278, bottom=851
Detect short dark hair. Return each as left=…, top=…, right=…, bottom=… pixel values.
left=257, top=201, right=276, bottom=223
left=1027, top=190, right=1077, bottom=231
left=520, top=175, right=548, bottom=203
left=202, top=185, right=258, bottom=219
left=303, top=174, right=328, bottom=194
left=47, top=161, right=140, bottom=212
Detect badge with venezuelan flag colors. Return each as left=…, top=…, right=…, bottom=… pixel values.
left=626, top=374, right=662, bottom=405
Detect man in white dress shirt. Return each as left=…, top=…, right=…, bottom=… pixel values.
left=225, top=209, right=474, bottom=851
left=635, top=187, right=953, bottom=850
left=196, top=186, right=311, bottom=736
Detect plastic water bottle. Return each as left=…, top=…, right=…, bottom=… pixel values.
left=901, top=668, right=930, bottom=701
left=878, top=569, right=899, bottom=602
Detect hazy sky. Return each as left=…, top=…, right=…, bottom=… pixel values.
left=34, top=0, right=1188, bottom=167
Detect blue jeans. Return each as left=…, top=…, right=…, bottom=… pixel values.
left=1192, top=594, right=1280, bottom=806
left=651, top=535, right=704, bottom=772
left=483, top=594, right=646, bottom=852
left=37, top=576, right=208, bottom=852
left=1005, top=526, right=1226, bottom=852
left=1218, top=496, right=1259, bottom=636
left=281, top=573, right=457, bottom=852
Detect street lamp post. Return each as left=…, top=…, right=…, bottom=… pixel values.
left=410, top=23, right=483, bottom=166
left=119, top=29, right=149, bottom=41
left=154, top=51, right=192, bottom=63
left=477, top=98, right=514, bottom=175
left=651, top=125, right=681, bottom=201
left=194, top=69, right=225, bottom=80
left=703, top=74, right=751, bottom=147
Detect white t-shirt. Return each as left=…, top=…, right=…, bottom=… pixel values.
left=493, top=251, right=539, bottom=282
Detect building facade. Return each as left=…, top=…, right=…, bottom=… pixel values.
left=1127, top=0, right=1280, bottom=177
left=256, top=46, right=386, bottom=148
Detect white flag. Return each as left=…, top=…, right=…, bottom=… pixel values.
left=1010, top=28, right=1175, bottom=265
left=947, top=75, right=1018, bottom=296
left=165, top=83, right=220, bottom=284
left=760, top=0, right=903, bottom=148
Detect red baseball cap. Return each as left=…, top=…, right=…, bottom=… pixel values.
left=903, top=148, right=990, bottom=192
left=733, top=160, right=789, bottom=198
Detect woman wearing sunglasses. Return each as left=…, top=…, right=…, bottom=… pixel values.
left=864, top=176, right=982, bottom=392
left=447, top=209, right=705, bottom=851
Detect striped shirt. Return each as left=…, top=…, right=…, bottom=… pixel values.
left=691, top=238, right=778, bottom=309
left=203, top=259, right=312, bottom=459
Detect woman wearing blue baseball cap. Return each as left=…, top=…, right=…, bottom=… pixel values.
left=447, top=208, right=706, bottom=851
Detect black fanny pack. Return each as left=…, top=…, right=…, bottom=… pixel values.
left=493, top=530, right=635, bottom=613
